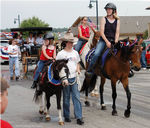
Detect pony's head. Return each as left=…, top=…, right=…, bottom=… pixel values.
left=128, top=39, right=143, bottom=71
left=52, top=59, right=69, bottom=86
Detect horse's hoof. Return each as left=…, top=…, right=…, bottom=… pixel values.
left=59, top=122, right=64, bottom=125
left=90, top=93, right=95, bottom=97
left=85, top=101, right=90, bottom=107
left=101, top=105, right=107, bottom=110
left=124, top=110, right=130, bottom=118
left=94, top=93, right=99, bottom=98
left=39, top=110, right=44, bottom=115
left=45, top=117, right=51, bottom=121
left=112, top=110, right=118, bottom=116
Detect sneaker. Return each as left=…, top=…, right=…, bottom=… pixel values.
left=64, top=118, right=71, bottom=122
left=31, top=81, right=37, bottom=89
left=142, top=68, right=146, bottom=70
left=77, top=119, right=84, bottom=125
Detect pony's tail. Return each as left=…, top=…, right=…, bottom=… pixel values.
left=80, top=74, right=97, bottom=93
left=33, top=87, right=43, bottom=104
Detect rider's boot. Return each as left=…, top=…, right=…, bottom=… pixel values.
left=31, top=81, right=37, bottom=89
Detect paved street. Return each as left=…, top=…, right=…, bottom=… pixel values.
left=1, top=64, right=150, bottom=128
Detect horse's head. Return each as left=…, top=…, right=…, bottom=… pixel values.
left=90, top=28, right=101, bottom=48
left=128, top=39, right=143, bottom=71
left=52, top=59, right=69, bottom=86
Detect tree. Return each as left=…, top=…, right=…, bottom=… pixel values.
left=20, top=16, right=49, bottom=28
left=143, top=30, right=148, bottom=39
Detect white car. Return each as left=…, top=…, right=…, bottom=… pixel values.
left=0, top=39, right=9, bottom=63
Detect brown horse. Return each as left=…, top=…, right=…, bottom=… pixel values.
left=81, top=38, right=143, bottom=118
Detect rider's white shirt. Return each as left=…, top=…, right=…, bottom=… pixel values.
left=28, top=37, right=35, bottom=46
left=36, top=37, right=44, bottom=45
left=56, top=49, right=80, bottom=78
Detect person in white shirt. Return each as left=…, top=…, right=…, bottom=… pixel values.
left=35, top=32, right=44, bottom=45
left=8, top=39, right=20, bottom=81
left=56, top=32, right=84, bottom=125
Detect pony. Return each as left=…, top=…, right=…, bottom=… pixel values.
left=33, top=59, right=69, bottom=125
left=80, top=38, right=143, bottom=118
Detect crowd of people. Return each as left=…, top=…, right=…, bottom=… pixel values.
left=1, top=2, right=150, bottom=128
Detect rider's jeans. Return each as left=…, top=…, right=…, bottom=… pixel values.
left=140, top=50, right=147, bottom=68
left=63, top=77, right=82, bottom=119
left=9, top=57, right=20, bottom=77
left=88, top=39, right=106, bottom=71
left=75, top=38, right=87, bottom=52
left=34, top=60, right=47, bottom=81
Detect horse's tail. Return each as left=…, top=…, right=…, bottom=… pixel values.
left=33, top=86, right=43, bottom=104
left=80, top=74, right=97, bottom=93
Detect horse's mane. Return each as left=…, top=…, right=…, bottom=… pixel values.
left=115, top=38, right=135, bottom=61
left=51, top=59, right=69, bottom=80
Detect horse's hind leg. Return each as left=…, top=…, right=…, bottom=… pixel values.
left=111, top=79, right=118, bottom=116
left=39, top=94, right=44, bottom=114
left=56, top=90, right=64, bottom=125
left=85, top=85, right=90, bottom=107
left=99, top=77, right=106, bottom=110
left=45, top=94, right=51, bottom=121
left=121, top=78, right=131, bottom=118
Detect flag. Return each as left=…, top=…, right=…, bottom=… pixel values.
left=87, top=17, right=97, bottom=29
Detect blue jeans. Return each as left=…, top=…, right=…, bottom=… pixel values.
left=140, top=50, right=147, bottom=68
left=75, top=39, right=87, bottom=52
left=34, top=60, right=47, bottom=81
left=63, top=77, right=82, bottom=119
left=88, top=39, right=106, bottom=71
left=9, top=57, right=20, bottom=77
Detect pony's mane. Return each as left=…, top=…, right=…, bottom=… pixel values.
left=52, top=59, right=69, bottom=80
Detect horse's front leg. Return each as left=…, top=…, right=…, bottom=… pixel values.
left=99, top=77, right=106, bottom=110
left=111, top=79, right=118, bottom=116
left=38, top=93, right=44, bottom=114
left=56, top=90, right=64, bottom=125
left=121, top=78, right=131, bottom=118
left=45, top=94, right=51, bottom=121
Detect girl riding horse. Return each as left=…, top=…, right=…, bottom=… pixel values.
left=31, top=32, right=56, bottom=89
left=86, top=3, right=120, bottom=76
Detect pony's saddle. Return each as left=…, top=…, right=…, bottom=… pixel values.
left=86, top=47, right=118, bottom=68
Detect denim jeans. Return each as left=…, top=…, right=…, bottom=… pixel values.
left=63, top=77, right=82, bottom=119
left=9, top=57, right=20, bottom=77
left=75, top=39, right=87, bottom=52
left=34, top=60, right=47, bottom=81
left=140, top=50, right=147, bottom=68
left=88, top=39, right=106, bottom=71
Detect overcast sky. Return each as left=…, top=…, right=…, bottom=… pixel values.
left=1, top=0, right=150, bottom=29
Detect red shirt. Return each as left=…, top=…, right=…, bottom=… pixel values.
left=1, top=119, right=13, bottom=128
left=78, top=25, right=90, bottom=38
left=40, top=47, right=54, bottom=61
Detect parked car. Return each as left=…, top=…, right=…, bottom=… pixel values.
left=0, top=39, right=9, bottom=63
left=144, top=40, right=150, bottom=67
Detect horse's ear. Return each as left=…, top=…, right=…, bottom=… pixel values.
left=138, top=38, right=143, bottom=45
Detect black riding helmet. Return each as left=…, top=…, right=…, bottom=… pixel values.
left=104, top=3, right=117, bottom=14
left=43, top=32, right=54, bottom=40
